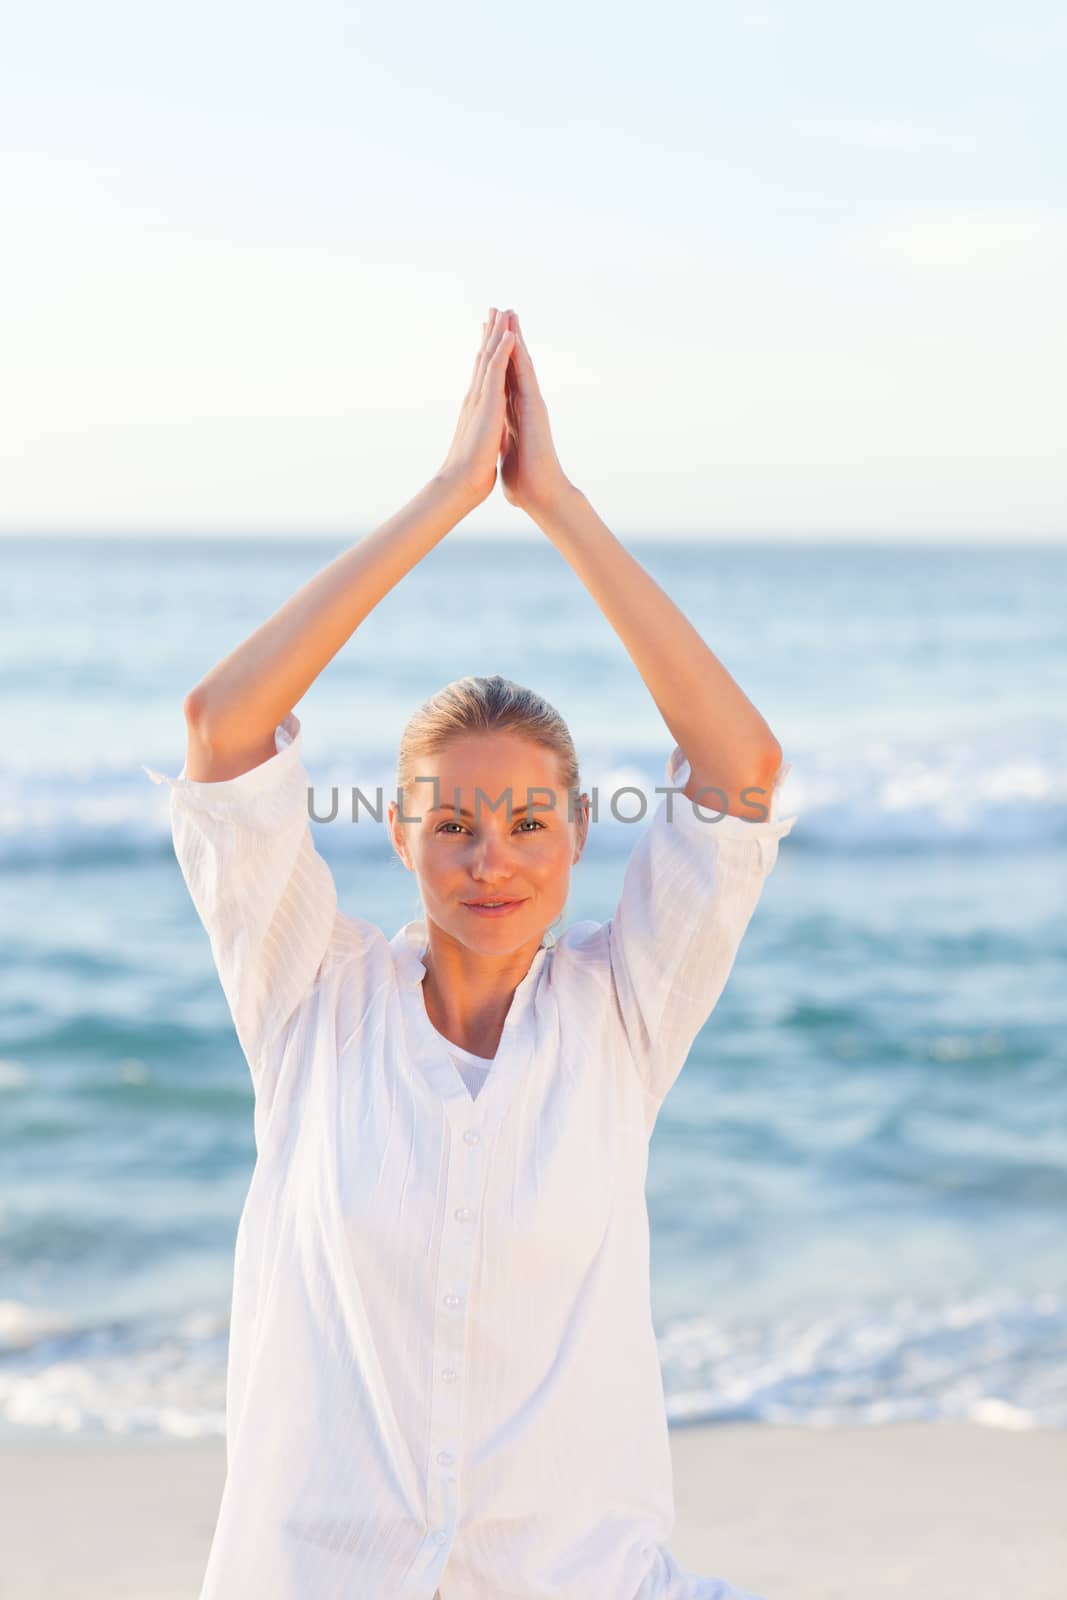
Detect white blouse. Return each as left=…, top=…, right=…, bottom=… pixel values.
left=144, top=714, right=797, bottom=1600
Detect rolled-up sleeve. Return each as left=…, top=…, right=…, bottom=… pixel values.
left=143, top=712, right=338, bottom=1096
left=608, top=745, right=798, bottom=1124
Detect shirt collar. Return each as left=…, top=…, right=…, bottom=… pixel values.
left=391, top=918, right=552, bottom=1013
left=392, top=918, right=432, bottom=989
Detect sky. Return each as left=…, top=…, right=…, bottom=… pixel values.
left=1, top=1, right=1064, bottom=541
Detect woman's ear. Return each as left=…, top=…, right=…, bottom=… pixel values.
left=388, top=801, right=414, bottom=872
left=576, top=792, right=591, bottom=856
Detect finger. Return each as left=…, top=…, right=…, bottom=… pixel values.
left=514, top=317, right=535, bottom=375
left=469, top=310, right=495, bottom=387
left=473, top=307, right=503, bottom=391
left=509, top=312, right=539, bottom=391
left=476, top=311, right=510, bottom=392
left=489, top=326, right=515, bottom=376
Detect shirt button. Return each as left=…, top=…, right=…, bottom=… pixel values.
left=436, top=1451, right=455, bottom=1467
left=463, top=1129, right=480, bottom=1145
left=444, top=1293, right=462, bottom=1308
left=441, top=1368, right=458, bottom=1382
left=454, top=1206, right=474, bottom=1222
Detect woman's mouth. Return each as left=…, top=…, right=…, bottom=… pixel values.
left=462, top=899, right=526, bottom=917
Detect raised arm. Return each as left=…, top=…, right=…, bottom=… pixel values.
left=500, top=310, right=783, bottom=818
left=184, top=308, right=516, bottom=781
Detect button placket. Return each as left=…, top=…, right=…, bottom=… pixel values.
left=396, top=940, right=547, bottom=1571
left=425, top=1107, right=489, bottom=1544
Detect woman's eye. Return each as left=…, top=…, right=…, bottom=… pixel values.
left=436, top=819, right=546, bottom=836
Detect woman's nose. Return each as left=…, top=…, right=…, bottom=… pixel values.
left=468, top=832, right=516, bottom=874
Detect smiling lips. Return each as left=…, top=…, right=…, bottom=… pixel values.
left=462, top=899, right=525, bottom=916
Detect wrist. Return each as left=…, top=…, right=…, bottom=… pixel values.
left=525, top=477, right=583, bottom=529
left=428, top=469, right=484, bottom=520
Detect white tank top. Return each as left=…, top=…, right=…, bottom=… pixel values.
left=428, top=1022, right=495, bottom=1101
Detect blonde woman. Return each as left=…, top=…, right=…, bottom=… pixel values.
left=145, top=307, right=796, bottom=1599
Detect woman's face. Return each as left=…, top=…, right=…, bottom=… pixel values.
left=388, top=732, right=589, bottom=954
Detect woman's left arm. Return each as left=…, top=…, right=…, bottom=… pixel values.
left=500, top=309, right=782, bottom=818
left=532, top=485, right=783, bottom=818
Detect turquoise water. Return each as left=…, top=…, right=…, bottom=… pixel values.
left=2, top=534, right=1065, bottom=1435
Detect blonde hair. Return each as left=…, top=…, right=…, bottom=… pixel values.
left=396, top=675, right=582, bottom=942
left=397, top=673, right=580, bottom=807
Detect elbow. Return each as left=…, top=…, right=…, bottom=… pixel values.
left=753, top=740, right=785, bottom=804
left=183, top=686, right=212, bottom=735
left=754, top=738, right=784, bottom=784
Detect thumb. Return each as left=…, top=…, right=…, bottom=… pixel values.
left=492, top=328, right=515, bottom=368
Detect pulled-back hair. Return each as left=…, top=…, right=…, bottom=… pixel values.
left=396, top=674, right=580, bottom=812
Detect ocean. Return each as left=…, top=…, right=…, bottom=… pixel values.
left=2, top=533, right=1065, bottom=1437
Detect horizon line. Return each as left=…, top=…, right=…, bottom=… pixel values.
left=2, top=528, right=1065, bottom=546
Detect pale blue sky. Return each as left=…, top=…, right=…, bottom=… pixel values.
left=2, top=1, right=1064, bottom=539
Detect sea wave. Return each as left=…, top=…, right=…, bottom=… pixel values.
left=1, top=1291, right=1063, bottom=1437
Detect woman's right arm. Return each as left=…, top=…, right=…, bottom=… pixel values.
left=185, top=307, right=516, bottom=779
left=184, top=473, right=474, bottom=780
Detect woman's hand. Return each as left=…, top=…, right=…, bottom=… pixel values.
left=500, top=310, right=574, bottom=520
left=436, top=308, right=515, bottom=509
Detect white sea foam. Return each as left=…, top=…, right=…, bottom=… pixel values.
left=1, top=1293, right=1062, bottom=1437
left=3, top=739, right=1066, bottom=867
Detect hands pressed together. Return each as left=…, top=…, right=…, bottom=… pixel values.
left=438, top=306, right=574, bottom=521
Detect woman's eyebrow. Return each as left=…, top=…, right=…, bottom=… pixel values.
left=425, top=798, right=548, bottom=818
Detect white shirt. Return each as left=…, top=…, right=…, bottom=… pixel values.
left=144, top=713, right=797, bottom=1600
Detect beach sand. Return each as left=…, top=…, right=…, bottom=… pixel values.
left=1, top=1421, right=1064, bottom=1599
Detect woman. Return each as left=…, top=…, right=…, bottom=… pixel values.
left=145, top=308, right=796, bottom=1599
